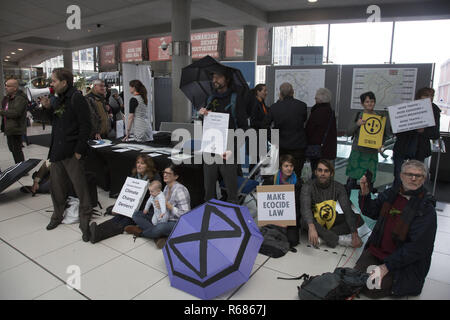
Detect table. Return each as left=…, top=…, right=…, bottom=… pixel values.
left=85, top=141, right=205, bottom=208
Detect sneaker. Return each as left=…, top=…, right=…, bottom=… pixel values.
left=338, top=234, right=353, bottom=247
left=124, top=225, right=142, bottom=237
left=155, top=237, right=167, bottom=249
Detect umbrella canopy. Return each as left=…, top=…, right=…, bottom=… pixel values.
left=179, top=55, right=250, bottom=109
left=163, top=199, right=263, bottom=300
left=0, top=159, right=41, bottom=194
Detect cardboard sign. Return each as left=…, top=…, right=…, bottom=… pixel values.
left=314, top=200, right=337, bottom=230
left=357, top=113, right=386, bottom=149
left=257, top=185, right=296, bottom=227
left=112, top=177, right=149, bottom=218
left=388, top=98, right=436, bottom=134
left=201, top=112, right=229, bottom=155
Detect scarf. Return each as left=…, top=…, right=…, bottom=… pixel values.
left=374, top=185, right=427, bottom=246
left=257, top=96, right=267, bottom=114
left=274, top=170, right=297, bottom=185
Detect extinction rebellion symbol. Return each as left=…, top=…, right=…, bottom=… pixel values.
left=319, top=204, right=335, bottom=222
left=363, top=117, right=382, bottom=135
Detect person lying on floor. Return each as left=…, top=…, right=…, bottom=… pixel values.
left=20, top=160, right=51, bottom=195
left=300, top=159, right=364, bottom=248
left=354, top=159, right=437, bottom=299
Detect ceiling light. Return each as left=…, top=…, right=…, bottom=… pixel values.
left=6, top=56, right=10, bottom=58
left=308, top=0, right=318, bottom=2
left=17, top=48, right=23, bottom=51
left=4, top=59, right=9, bottom=62
left=11, top=52, right=16, bottom=55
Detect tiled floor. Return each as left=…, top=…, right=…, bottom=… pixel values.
left=1, top=125, right=450, bottom=300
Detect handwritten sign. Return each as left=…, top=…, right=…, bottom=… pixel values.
left=357, top=113, right=386, bottom=149
left=112, top=177, right=148, bottom=217
left=201, top=112, right=229, bottom=155
left=257, top=185, right=296, bottom=227
left=388, top=98, right=435, bottom=134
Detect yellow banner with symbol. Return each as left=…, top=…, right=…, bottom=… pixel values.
left=357, top=113, right=386, bottom=149
left=314, top=200, right=337, bottom=230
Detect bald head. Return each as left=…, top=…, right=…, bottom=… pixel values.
left=279, top=82, right=294, bottom=100
left=5, top=78, right=19, bottom=96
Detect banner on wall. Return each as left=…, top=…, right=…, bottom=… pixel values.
left=121, top=40, right=143, bottom=62
left=99, top=44, right=116, bottom=70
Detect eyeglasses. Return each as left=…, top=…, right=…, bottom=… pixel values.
left=163, top=171, right=173, bottom=176
left=402, top=172, right=425, bottom=179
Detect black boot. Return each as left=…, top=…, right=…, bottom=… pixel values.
left=89, top=220, right=124, bottom=244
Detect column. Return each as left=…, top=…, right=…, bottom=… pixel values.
left=0, top=44, right=5, bottom=102
left=243, top=25, right=258, bottom=62
left=63, top=49, right=73, bottom=71
left=171, top=0, right=192, bottom=123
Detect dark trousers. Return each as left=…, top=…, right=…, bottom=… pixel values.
left=280, top=148, right=305, bottom=180
left=50, top=155, right=92, bottom=233
left=354, top=249, right=394, bottom=299
left=204, top=162, right=239, bottom=204
left=7, top=135, right=25, bottom=163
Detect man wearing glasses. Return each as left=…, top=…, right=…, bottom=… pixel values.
left=86, top=79, right=111, bottom=139
left=356, top=159, right=437, bottom=299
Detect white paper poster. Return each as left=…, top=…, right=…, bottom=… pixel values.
left=116, top=120, right=125, bottom=139
left=388, top=98, right=436, bottom=134
left=201, top=112, right=229, bottom=155
left=274, top=69, right=326, bottom=107
left=350, top=68, right=417, bottom=110
left=112, top=177, right=149, bottom=218
left=256, top=185, right=296, bottom=227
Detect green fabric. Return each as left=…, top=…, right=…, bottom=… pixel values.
left=350, top=189, right=377, bottom=231
left=345, top=149, right=379, bottom=181
left=1, top=90, right=28, bottom=136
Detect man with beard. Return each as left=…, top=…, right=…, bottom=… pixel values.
left=86, top=79, right=111, bottom=139
left=198, top=68, right=249, bottom=204
left=300, top=159, right=363, bottom=248
left=40, top=68, right=93, bottom=242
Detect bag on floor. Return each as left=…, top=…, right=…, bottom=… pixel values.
left=259, top=224, right=290, bottom=258
left=278, top=267, right=370, bottom=300
left=62, top=196, right=80, bottom=224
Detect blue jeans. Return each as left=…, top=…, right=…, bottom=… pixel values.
left=132, top=210, right=176, bottom=239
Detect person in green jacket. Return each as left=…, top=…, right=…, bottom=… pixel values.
left=1, top=78, right=28, bottom=163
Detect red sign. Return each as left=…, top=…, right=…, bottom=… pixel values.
left=100, top=44, right=116, bottom=67
left=225, top=30, right=243, bottom=58
left=257, top=28, right=269, bottom=57
left=148, top=36, right=172, bottom=61
left=191, top=31, right=219, bottom=59
left=121, top=40, right=143, bottom=62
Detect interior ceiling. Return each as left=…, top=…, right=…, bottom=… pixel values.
left=0, top=0, right=448, bottom=67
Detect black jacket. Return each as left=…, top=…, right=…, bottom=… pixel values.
left=264, top=96, right=307, bottom=150
left=393, top=103, right=441, bottom=161
left=46, top=86, right=91, bottom=162
left=359, top=187, right=437, bottom=297
left=250, top=96, right=269, bottom=131
left=305, top=103, right=337, bottom=160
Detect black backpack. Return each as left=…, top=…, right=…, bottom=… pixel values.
left=259, top=224, right=291, bottom=258
left=279, top=267, right=370, bottom=300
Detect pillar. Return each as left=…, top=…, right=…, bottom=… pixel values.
left=63, top=49, right=73, bottom=71
left=171, top=0, right=192, bottom=123
left=243, top=25, right=258, bottom=62
left=0, top=44, right=5, bottom=102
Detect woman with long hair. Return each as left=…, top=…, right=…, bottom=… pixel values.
left=123, top=79, right=153, bottom=142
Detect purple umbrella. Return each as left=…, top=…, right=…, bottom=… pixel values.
left=163, top=199, right=263, bottom=300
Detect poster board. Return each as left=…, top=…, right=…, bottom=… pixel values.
left=112, top=177, right=149, bottom=218
left=357, top=113, right=386, bottom=149
left=388, top=98, right=436, bottom=134
left=257, top=185, right=296, bottom=227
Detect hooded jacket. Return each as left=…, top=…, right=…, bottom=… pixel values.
left=1, top=90, right=28, bottom=136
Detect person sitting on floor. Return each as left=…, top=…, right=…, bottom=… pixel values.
left=354, top=160, right=437, bottom=299
left=144, top=180, right=169, bottom=225
left=89, top=154, right=161, bottom=244
left=300, top=159, right=364, bottom=248
left=263, top=154, right=302, bottom=249
left=125, top=164, right=191, bottom=249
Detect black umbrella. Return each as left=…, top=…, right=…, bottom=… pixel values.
left=179, top=55, right=250, bottom=109
left=0, top=159, right=41, bottom=194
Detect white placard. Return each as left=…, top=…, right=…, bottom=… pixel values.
left=274, top=69, right=325, bottom=107
left=350, top=68, right=417, bottom=110
left=201, top=112, right=229, bottom=155
left=112, top=177, right=149, bottom=217
left=256, top=185, right=296, bottom=227
left=388, top=98, right=436, bottom=134
left=116, top=120, right=125, bottom=139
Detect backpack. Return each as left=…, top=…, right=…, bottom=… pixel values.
left=279, top=267, right=370, bottom=300
left=259, top=224, right=291, bottom=258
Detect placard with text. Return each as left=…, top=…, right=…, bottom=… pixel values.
left=112, top=177, right=149, bottom=217
left=257, top=185, right=296, bottom=227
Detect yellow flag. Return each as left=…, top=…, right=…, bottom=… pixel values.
left=314, top=200, right=337, bottom=230
left=357, top=113, right=386, bottom=149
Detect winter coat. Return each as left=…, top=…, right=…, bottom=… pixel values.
left=0, top=90, right=28, bottom=136
left=359, top=187, right=437, bottom=296
left=305, top=103, right=337, bottom=160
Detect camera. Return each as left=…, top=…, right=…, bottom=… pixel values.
left=160, top=42, right=169, bottom=51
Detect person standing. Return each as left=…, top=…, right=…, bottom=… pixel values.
left=305, top=88, right=337, bottom=174
left=264, top=82, right=308, bottom=179
left=1, top=78, right=28, bottom=163
left=122, top=80, right=153, bottom=142
left=40, top=68, right=93, bottom=242
left=86, top=79, right=111, bottom=139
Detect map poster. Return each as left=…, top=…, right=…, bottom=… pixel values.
left=357, top=113, right=386, bottom=149
left=388, top=98, right=436, bottom=134
left=350, top=68, right=417, bottom=110
left=274, top=69, right=326, bottom=107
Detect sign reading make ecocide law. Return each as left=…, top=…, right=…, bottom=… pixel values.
left=112, top=177, right=149, bottom=218
left=257, top=185, right=296, bottom=227
left=388, top=98, right=436, bottom=134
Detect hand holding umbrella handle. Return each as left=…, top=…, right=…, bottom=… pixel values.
left=199, top=108, right=209, bottom=116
